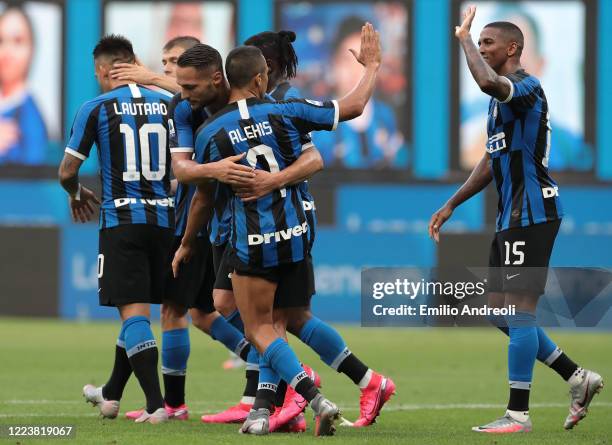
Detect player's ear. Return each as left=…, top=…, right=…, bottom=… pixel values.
left=211, top=70, right=223, bottom=86
left=508, top=42, right=519, bottom=57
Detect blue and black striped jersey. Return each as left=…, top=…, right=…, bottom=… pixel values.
left=167, top=93, right=209, bottom=237
left=271, top=82, right=318, bottom=250
left=66, top=84, right=174, bottom=229
left=486, top=71, right=563, bottom=232
left=194, top=97, right=339, bottom=267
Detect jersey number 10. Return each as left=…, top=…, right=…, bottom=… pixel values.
left=120, top=123, right=167, bottom=182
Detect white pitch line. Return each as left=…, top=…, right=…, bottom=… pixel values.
left=374, top=402, right=612, bottom=412
left=0, top=413, right=99, bottom=418
left=1, top=400, right=83, bottom=404
left=2, top=400, right=612, bottom=415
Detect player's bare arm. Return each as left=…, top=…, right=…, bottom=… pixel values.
left=172, top=182, right=214, bottom=277
left=172, top=152, right=255, bottom=186
left=336, top=22, right=382, bottom=121
left=234, top=146, right=324, bottom=202
left=110, top=62, right=180, bottom=94
left=169, top=179, right=178, bottom=196
left=455, top=5, right=511, bottom=101
left=428, top=152, right=492, bottom=242
left=58, top=153, right=101, bottom=223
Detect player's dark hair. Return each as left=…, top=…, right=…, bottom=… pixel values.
left=163, top=35, right=201, bottom=52
left=332, top=16, right=365, bottom=54
left=484, top=21, right=525, bottom=56
left=225, top=46, right=266, bottom=88
left=93, top=34, right=135, bottom=63
left=177, top=43, right=223, bottom=72
left=244, top=30, right=298, bottom=79
left=494, top=5, right=542, bottom=56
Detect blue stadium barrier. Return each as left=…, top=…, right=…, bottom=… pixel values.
left=0, top=181, right=70, bottom=225
left=336, top=185, right=484, bottom=234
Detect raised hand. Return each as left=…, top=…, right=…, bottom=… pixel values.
left=348, top=22, right=381, bottom=68
left=455, top=4, right=477, bottom=40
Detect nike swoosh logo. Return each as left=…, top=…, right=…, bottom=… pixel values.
left=578, top=375, right=590, bottom=407
left=506, top=273, right=520, bottom=280
left=98, top=288, right=102, bottom=293
left=294, top=396, right=307, bottom=410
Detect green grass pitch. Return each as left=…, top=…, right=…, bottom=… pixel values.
left=1, top=318, right=610, bottom=444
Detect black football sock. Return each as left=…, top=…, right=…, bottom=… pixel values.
left=253, top=387, right=277, bottom=411
left=507, top=387, right=530, bottom=413
left=239, top=343, right=251, bottom=362
left=549, top=352, right=580, bottom=381
left=243, top=370, right=259, bottom=400
left=337, top=353, right=369, bottom=386
left=129, top=347, right=164, bottom=413
left=273, top=380, right=288, bottom=408
left=294, top=377, right=319, bottom=403
left=123, top=316, right=164, bottom=414
left=163, top=374, right=185, bottom=408
left=102, top=345, right=132, bottom=401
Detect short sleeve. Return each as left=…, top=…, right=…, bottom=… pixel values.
left=169, top=98, right=195, bottom=154
left=299, top=132, right=314, bottom=152
left=65, top=100, right=100, bottom=160
left=500, top=74, right=540, bottom=110
left=279, top=98, right=339, bottom=134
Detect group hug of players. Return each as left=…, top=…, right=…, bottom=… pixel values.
left=58, top=6, right=603, bottom=436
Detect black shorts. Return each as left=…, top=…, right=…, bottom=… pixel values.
left=488, top=219, right=561, bottom=296
left=228, top=249, right=315, bottom=308
left=164, top=236, right=215, bottom=313
left=98, top=224, right=174, bottom=307
left=213, top=242, right=233, bottom=291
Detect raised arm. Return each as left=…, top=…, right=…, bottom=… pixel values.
left=428, top=152, right=492, bottom=242
left=455, top=5, right=512, bottom=101
left=336, top=22, right=382, bottom=122
left=110, top=62, right=180, bottom=94
left=58, top=153, right=100, bottom=223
